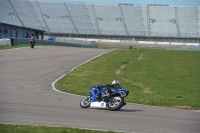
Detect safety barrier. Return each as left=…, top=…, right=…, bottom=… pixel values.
left=43, top=36, right=84, bottom=45
left=63, top=38, right=200, bottom=46
left=11, top=38, right=97, bottom=48
left=0, top=39, right=11, bottom=46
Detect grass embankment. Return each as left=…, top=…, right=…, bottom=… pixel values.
left=0, top=44, right=49, bottom=50
left=0, top=44, right=30, bottom=50
left=56, top=49, right=200, bottom=109
left=0, top=124, right=115, bottom=133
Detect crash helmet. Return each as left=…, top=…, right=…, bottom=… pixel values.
left=112, top=80, right=119, bottom=85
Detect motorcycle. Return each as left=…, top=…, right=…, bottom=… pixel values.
left=80, top=85, right=129, bottom=111
left=30, top=41, right=35, bottom=48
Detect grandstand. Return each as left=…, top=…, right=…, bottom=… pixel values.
left=0, top=0, right=200, bottom=42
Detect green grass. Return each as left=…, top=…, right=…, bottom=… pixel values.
left=56, top=49, right=200, bottom=109
left=0, top=44, right=49, bottom=50
left=0, top=44, right=31, bottom=50
left=0, top=124, right=115, bottom=133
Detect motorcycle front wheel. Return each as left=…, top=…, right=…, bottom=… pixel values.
left=108, top=96, right=124, bottom=111
left=80, top=96, right=91, bottom=108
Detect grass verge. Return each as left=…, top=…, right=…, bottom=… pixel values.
left=56, top=48, right=200, bottom=110
left=0, top=44, right=31, bottom=50
left=0, top=124, right=116, bottom=133
left=0, top=44, right=50, bottom=50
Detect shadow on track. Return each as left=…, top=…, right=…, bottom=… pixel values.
left=118, top=109, right=143, bottom=112
left=88, top=108, right=143, bottom=113
left=30, top=47, right=42, bottom=49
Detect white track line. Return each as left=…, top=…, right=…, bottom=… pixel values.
left=51, top=50, right=135, bottom=133
left=1, top=48, right=127, bottom=133
left=51, top=51, right=109, bottom=97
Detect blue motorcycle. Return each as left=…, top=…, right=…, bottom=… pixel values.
left=80, top=84, right=129, bottom=111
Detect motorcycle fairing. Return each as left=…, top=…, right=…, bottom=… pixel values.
left=90, top=86, right=101, bottom=102
left=90, top=101, right=107, bottom=108
left=111, top=88, right=129, bottom=97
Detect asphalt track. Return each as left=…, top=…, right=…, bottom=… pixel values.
left=0, top=46, right=199, bottom=133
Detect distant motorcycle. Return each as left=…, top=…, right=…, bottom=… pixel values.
left=30, top=41, right=35, bottom=48
left=80, top=85, right=129, bottom=111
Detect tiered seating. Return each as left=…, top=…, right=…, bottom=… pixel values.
left=10, top=0, right=43, bottom=30
left=177, top=6, right=198, bottom=37
left=36, top=2, right=75, bottom=34
left=198, top=7, right=200, bottom=37
left=86, top=4, right=99, bottom=35
left=31, top=1, right=48, bottom=31
left=149, top=6, right=177, bottom=37
left=67, top=3, right=95, bottom=35
left=121, top=5, right=145, bottom=36
left=93, top=4, right=126, bottom=36
left=141, top=6, right=149, bottom=36
left=0, top=0, right=22, bottom=26
left=1, top=0, right=200, bottom=38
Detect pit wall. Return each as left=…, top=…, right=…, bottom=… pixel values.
left=1, top=38, right=200, bottom=47
left=0, top=39, right=11, bottom=46
left=73, top=38, right=200, bottom=46
left=0, top=38, right=97, bottom=48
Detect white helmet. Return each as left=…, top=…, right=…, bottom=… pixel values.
left=112, top=80, right=119, bottom=85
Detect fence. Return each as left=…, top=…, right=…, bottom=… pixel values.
left=11, top=38, right=97, bottom=48
left=0, top=39, right=11, bottom=46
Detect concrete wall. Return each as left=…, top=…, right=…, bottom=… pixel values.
left=43, top=36, right=84, bottom=45
left=0, top=39, right=11, bottom=46
left=134, top=37, right=200, bottom=43
left=12, top=38, right=97, bottom=48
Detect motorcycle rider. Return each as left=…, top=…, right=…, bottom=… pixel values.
left=30, top=36, right=35, bottom=46
left=97, top=80, right=121, bottom=98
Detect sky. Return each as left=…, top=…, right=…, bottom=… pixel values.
left=37, top=0, right=200, bottom=6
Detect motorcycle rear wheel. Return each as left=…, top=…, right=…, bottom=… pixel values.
left=80, top=96, right=91, bottom=108
left=108, top=96, right=124, bottom=111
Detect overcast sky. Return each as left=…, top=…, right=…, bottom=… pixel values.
left=36, top=0, right=200, bottom=5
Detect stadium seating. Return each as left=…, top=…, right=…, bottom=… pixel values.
left=0, top=0, right=200, bottom=38
left=67, top=3, right=95, bottom=35
left=93, top=4, right=126, bottom=36
left=149, top=6, right=178, bottom=37
left=9, top=0, right=43, bottom=30
left=31, top=1, right=49, bottom=31
left=177, top=6, right=198, bottom=38
left=141, top=6, right=149, bottom=36
left=198, top=7, right=200, bottom=37
left=121, top=5, right=145, bottom=36
left=86, top=4, right=99, bottom=35
left=34, top=2, right=76, bottom=34
left=0, top=0, right=22, bottom=26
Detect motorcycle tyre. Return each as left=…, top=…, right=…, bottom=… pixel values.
left=80, top=96, right=91, bottom=108
left=108, top=96, right=124, bottom=111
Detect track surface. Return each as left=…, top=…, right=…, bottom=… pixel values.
left=0, top=46, right=199, bottom=133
